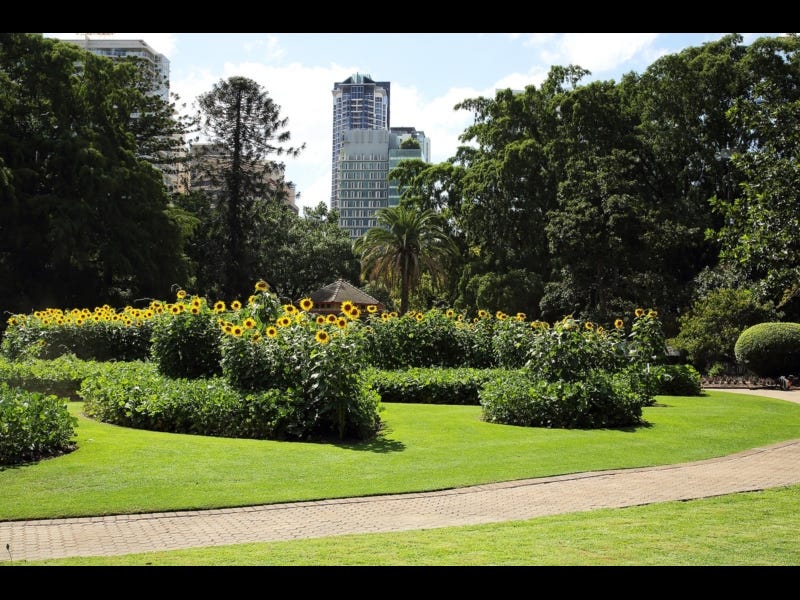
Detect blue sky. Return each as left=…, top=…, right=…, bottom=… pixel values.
left=45, top=33, right=781, bottom=213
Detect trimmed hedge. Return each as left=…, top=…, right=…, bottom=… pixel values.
left=734, top=322, right=800, bottom=378
left=363, top=367, right=512, bottom=405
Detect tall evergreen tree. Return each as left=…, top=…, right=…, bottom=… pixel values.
left=195, top=76, right=304, bottom=299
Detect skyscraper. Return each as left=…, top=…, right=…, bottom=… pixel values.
left=331, top=73, right=390, bottom=210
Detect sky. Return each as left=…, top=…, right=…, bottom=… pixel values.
left=44, top=32, right=781, bottom=214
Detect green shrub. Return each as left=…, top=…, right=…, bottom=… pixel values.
left=734, top=322, right=800, bottom=378
left=669, top=288, right=779, bottom=372
left=363, top=367, right=510, bottom=405
left=150, top=310, right=223, bottom=379
left=81, top=358, right=381, bottom=442
left=1, top=317, right=152, bottom=362
left=0, top=382, right=78, bottom=465
left=479, top=369, right=645, bottom=429
left=653, top=364, right=702, bottom=396
left=363, top=309, right=471, bottom=369
left=0, top=354, right=106, bottom=400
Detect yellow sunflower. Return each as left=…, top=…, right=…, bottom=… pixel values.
left=299, top=298, right=314, bottom=312
left=367, top=304, right=378, bottom=314
left=231, top=300, right=242, bottom=311
left=635, top=308, right=645, bottom=318
left=213, top=301, right=226, bottom=313
left=615, top=319, right=625, bottom=329
left=243, top=318, right=256, bottom=329
left=341, top=300, right=354, bottom=314
left=176, top=289, right=187, bottom=300
left=336, top=317, right=348, bottom=329
left=315, top=315, right=326, bottom=325
left=277, top=316, right=292, bottom=328
left=265, top=326, right=278, bottom=338
left=255, top=280, right=269, bottom=292
left=315, top=330, right=330, bottom=344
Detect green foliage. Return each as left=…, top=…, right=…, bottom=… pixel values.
left=192, top=76, right=305, bottom=299
left=479, top=369, right=645, bottom=429
left=363, top=367, right=509, bottom=405
left=2, top=318, right=153, bottom=362
left=0, top=382, right=77, bottom=465
left=0, top=354, right=106, bottom=400
left=80, top=363, right=289, bottom=439
left=652, top=364, right=702, bottom=396
left=669, top=287, right=779, bottom=372
left=734, top=322, right=800, bottom=378
left=0, top=33, right=192, bottom=316
left=150, top=308, right=223, bottom=379
left=219, top=300, right=381, bottom=440
left=354, top=205, right=459, bottom=315
left=362, top=309, right=471, bottom=369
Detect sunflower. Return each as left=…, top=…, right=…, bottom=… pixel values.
left=381, top=312, right=390, bottom=321
left=283, top=304, right=298, bottom=315
left=248, top=295, right=257, bottom=306
left=170, top=305, right=182, bottom=315
left=255, top=280, right=269, bottom=292
left=516, top=312, right=526, bottom=321
left=326, top=314, right=338, bottom=324
left=315, top=315, right=326, bottom=325
left=635, top=308, right=645, bottom=318
left=277, top=316, right=292, bottom=328
left=367, top=304, right=378, bottom=314
left=415, top=312, right=424, bottom=322
left=315, top=330, right=330, bottom=344
left=213, top=301, right=226, bottom=313
left=390, top=312, right=398, bottom=318
left=648, top=309, right=658, bottom=318
left=336, top=317, right=348, bottom=329
left=231, top=300, right=242, bottom=311
left=265, top=326, right=278, bottom=338
left=347, top=306, right=361, bottom=320
left=251, top=333, right=261, bottom=343
left=232, top=326, right=244, bottom=337
left=341, top=300, right=354, bottom=314
left=190, top=306, right=200, bottom=315
left=176, top=289, right=187, bottom=300
left=615, top=319, right=624, bottom=329
left=478, top=309, right=490, bottom=319
left=445, top=309, right=455, bottom=318
left=299, top=298, right=314, bottom=311
left=243, top=318, right=256, bottom=329
left=191, top=297, right=202, bottom=308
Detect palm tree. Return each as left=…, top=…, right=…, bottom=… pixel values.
left=353, top=205, right=459, bottom=315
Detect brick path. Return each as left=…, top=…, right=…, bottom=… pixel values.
left=1, top=388, right=799, bottom=563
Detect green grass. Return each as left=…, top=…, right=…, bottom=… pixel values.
left=2, top=389, right=800, bottom=565
left=2, top=391, right=800, bottom=522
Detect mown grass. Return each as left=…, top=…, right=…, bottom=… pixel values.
left=2, top=391, right=799, bottom=521
left=2, top=389, right=800, bottom=566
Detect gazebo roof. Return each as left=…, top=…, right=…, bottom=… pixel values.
left=309, top=279, right=382, bottom=306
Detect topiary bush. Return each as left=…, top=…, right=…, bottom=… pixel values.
left=734, top=322, right=800, bottom=378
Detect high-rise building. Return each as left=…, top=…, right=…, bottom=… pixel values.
left=337, top=127, right=429, bottom=239
left=331, top=73, right=390, bottom=210
left=331, top=73, right=431, bottom=239
left=64, top=37, right=170, bottom=101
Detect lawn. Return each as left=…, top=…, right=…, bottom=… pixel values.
left=2, top=389, right=800, bottom=565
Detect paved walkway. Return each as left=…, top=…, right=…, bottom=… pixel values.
left=2, top=388, right=799, bottom=563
